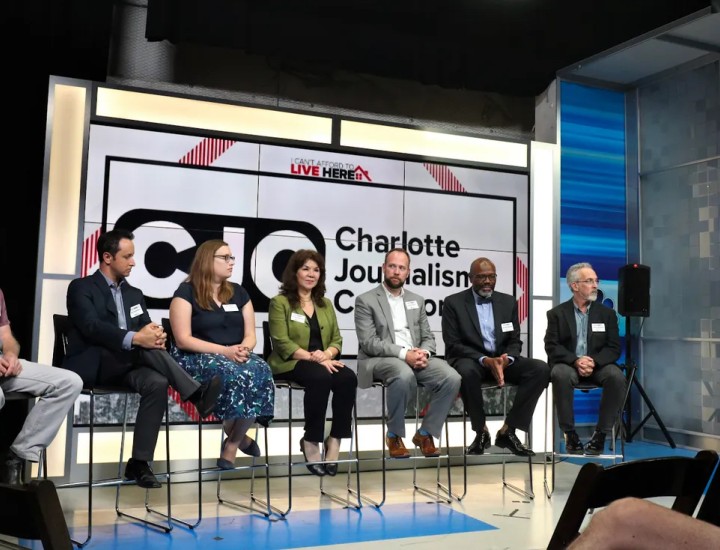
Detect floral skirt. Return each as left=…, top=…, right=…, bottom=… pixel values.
left=170, top=346, right=275, bottom=422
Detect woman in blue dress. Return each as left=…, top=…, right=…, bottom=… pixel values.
left=169, top=239, right=275, bottom=469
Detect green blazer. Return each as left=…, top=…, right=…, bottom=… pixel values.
left=267, top=294, right=343, bottom=375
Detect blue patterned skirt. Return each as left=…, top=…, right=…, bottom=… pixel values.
left=170, top=346, right=275, bottom=422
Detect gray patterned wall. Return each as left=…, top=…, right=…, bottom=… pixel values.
left=638, top=61, right=719, bottom=446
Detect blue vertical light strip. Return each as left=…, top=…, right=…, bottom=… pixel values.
left=559, top=81, right=627, bottom=423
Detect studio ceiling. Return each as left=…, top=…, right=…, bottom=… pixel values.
left=146, top=0, right=717, bottom=96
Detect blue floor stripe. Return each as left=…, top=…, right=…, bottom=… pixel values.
left=55, top=503, right=495, bottom=549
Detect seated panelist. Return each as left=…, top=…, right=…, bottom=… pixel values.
left=64, top=228, right=223, bottom=488
left=544, top=262, right=626, bottom=455
left=169, top=239, right=275, bottom=469
left=267, top=249, right=356, bottom=477
left=354, top=248, right=461, bottom=459
left=442, top=257, right=549, bottom=457
left=0, top=287, right=82, bottom=485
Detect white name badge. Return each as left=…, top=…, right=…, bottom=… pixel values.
left=405, top=300, right=419, bottom=310
left=129, top=304, right=143, bottom=318
left=222, top=304, right=239, bottom=312
left=591, top=323, right=606, bottom=332
left=291, top=312, right=307, bottom=323
left=501, top=322, right=514, bottom=332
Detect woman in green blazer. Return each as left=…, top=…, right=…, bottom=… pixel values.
left=268, top=249, right=357, bottom=476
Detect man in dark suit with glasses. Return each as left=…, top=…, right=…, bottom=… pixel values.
left=544, top=262, right=626, bottom=455
left=442, top=257, right=550, bottom=457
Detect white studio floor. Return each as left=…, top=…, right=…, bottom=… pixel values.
left=1, top=440, right=701, bottom=550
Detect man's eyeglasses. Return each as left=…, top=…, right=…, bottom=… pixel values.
left=575, top=278, right=600, bottom=285
left=472, top=273, right=497, bottom=281
left=214, top=254, right=236, bottom=263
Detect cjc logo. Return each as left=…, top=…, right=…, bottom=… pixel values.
left=114, top=209, right=325, bottom=313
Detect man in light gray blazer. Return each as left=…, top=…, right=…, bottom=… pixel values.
left=355, top=249, right=461, bottom=458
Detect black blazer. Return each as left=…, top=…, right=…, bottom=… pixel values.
left=544, top=299, right=621, bottom=368
left=64, top=270, right=153, bottom=385
left=442, top=288, right=523, bottom=365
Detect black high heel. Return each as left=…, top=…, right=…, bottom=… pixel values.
left=300, top=437, right=326, bottom=476
left=323, top=436, right=338, bottom=476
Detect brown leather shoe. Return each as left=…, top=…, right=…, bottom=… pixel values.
left=385, top=435, right=410, bottom=458
left=411, top=431, right=440, bottom=457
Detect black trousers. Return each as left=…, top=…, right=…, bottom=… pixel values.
left=98, top=348, right=201, bottom=462
left=550, top=362, right=627, bottom=434
left=276, top=361, right=357, bottom=442
left=453, top=356, right=550, bottom=433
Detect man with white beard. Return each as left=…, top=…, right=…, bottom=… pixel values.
left=544, top=262, right=627, bottom=455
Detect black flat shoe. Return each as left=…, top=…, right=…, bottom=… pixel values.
left=217, top=438, right=235, bottom=470
left=323, top=437, right=339, bottom=476
left=300, top=437, right=326, bottom=476
left=240, top=436, right=261, bottom=458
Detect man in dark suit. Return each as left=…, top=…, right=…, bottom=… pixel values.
left=442, top=257, right=549, bottom=457
left=544, top=262, right=626, bottom=455
left=64, top=228, right=221, bottom=488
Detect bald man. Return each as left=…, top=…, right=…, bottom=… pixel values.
left=442, top=257, right=550, bottom=456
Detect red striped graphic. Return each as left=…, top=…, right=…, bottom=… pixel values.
left=81, top=228, right=102, bottom=277
left=165, top=138, right=234, bottom=416
left=515, top=256, right=529, bottom=324
left=179, top=138, right=235, bottom=166
left=423, top=163, right=467, bottom=193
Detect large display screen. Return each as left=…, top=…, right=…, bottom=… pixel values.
left=80, top=125, right=529, bottom=422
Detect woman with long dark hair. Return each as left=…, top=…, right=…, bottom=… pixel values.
left=267, top=249, right=357, bottom=476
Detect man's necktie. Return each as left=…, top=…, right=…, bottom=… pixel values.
left=113, top=285, right=128, bottom=330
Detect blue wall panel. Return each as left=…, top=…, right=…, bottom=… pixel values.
left=559, top=81, right=627, bottom=424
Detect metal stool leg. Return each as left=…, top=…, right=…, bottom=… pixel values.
left=355, top=381, right=386, bottom=508
left=500, top=387, right=534, bottom=499
left=269, top=381, right=363, bottom=516
left=115, top=398, right=173, bottom=533
left=165, top=415, right=204, bottom=529
left=544, top=386, right=555, bottom=498
left=319, top=403, right=362, bottom=510
left=217, top=422, right=276, bottom=517
left=412, top=387, right=452, bottom=503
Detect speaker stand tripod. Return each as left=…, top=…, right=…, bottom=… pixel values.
left=623, top=315, right=676, bottom=448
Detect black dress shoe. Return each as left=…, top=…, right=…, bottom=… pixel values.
left=564, top=430, right=584, bottom=454
left=124, top=458, right=162, bottom=489
left=495, top=429, right=535, bottom=457
left=300, top=438, right=326, bottom=476
left=190, top=375, right=223, bottom=417
left=584, top=431, right=606, bottom=456
left=467, top=430, right=492, bottom=455
left=0, top=449, right=25, bottom=485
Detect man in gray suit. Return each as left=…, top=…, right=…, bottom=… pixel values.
left=442, top=257, right=549, bottom=457
left=355, top=249, right=461, bottom=458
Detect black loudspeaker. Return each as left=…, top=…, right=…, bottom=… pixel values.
left=618, top=264, right=650, bottom=317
